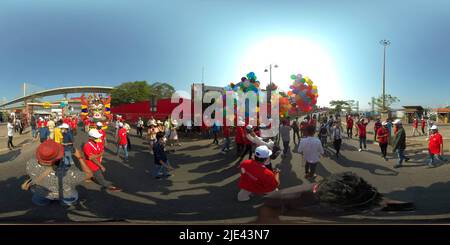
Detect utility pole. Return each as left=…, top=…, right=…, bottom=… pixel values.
left=380, top=39, right=391, bottom=119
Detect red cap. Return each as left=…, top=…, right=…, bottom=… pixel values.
left=36, top=140, right=64, bottom=165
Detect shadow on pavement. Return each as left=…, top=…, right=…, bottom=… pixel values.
left=0, top=149, right=22, bottom=163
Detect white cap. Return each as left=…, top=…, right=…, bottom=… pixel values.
left=246, top=125, right=253, bottom=130
left=172, top=120, right=178, bottom=126
left=430, top=125, right=438, bottom=130
left=382, top=121, right=388, bottom=126
left=88, top=129, right=102, bottom=139
left=59, top=123, right=70, bottom=129
left=255, top=145, right=272, bottom=159
left=96, top=122, right=103, bottom=127
left=157, top=120, right=162, bottom=124
left=118, top=122, right=124, bottom=127
left=393, top=119, right=402, bottom=125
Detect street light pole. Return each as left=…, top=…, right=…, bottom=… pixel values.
left=380, top=39, right=390, bottom=113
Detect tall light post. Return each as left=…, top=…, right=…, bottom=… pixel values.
left=264, top=64, right=278, bottom=87
left=380, top=39, right=390, bottom=113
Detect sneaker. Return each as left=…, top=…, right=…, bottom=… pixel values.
left=427, top=164, right=435, bottom=168
left=394, top=164, right=402, bottom=169
left=107, top=186, right=122, bottom=192
left=405, top=157, right=410, bottom=162
left=358, top=149, right=362, bottom=152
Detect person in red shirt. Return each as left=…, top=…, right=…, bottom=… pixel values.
left=346, top=115, right=354, bottom=138
left=221, top=126, right=231, bottom=154
left=412, top=117, right=419, bottom=137
left=83, top=129, right=121, bottom=191
left=116, top=122, right=129, bottom=162
left=238, top=145, right=280, bottom=201
left=71, top=116, right=78, bottom=136
left=356, top=118, right=369, bottom=151
left=428, top=125, right=448, bottom=167
left=373, top=119, right=382, bottom=142
left=377, top=122, right=389, bottom=161
left=421, top=116, right=426, bottom=136
left=235, top=122, right=245, bottom=156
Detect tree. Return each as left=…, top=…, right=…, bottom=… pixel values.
left=111, top=81, right=150, bottom=106
left=329, top=100, right=350, bottom=114
left=368, top=94, right=400, bottom=112
left=149, top=82, right=175, bottom=98
left=111, top=81, right=176, bottom=106
left=344, top=100, right=356, bottom=114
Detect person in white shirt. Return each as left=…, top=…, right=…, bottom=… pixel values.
left=332, top=121, right=343, bottom=158
left=297, top=125, right=324, bottom=179
left=123, top=121, right=132, bottom=150
left=7, top=118, right=15, bottom=150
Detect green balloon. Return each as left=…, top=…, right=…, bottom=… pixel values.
left=290, top=74, right=297, bottom=80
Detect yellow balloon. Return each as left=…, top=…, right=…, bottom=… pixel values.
left=312, top=85, right=317, bottom=90
left=256, top=107, right=260, bottom=112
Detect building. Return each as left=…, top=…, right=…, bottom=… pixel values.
left=434, top=107, right=450, bottom=124
left=402, top=106, right=424, bottom=123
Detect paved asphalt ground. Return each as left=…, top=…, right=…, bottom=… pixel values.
left=1, top=124, right=450, bottom=223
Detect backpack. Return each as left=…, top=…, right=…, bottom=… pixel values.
left=320, top=126, right=328, bottom=136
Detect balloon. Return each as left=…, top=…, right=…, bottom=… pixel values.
left=290, top=74, right=297, bottom=80
left=297, top=74, right=302, bottom=80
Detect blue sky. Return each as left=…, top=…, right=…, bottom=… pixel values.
left=1, top=0, right=449, bottom=109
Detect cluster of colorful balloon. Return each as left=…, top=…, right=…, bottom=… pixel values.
left=279, top=94, right=292, bottom=118
left=224, top=72, right=261, bottom=93
left=287, top=73, right=318, bottom=113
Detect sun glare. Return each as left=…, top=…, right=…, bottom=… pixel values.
left=236, top=37, right=341, bottom=106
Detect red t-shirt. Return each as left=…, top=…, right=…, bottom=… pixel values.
left=239, top=160, right=278, bottom=194
left=223, top=126, right=230, bottom=137
left=83, top=140, right=101, bottom=172
left=37, top=120, right=42, bottom=128
left=235, top=126, right=244, bottom=144
left=421, top=119, right=426, bottom=128
left=44, top=121, right=48, bottom=127
left=63, top=118, right=71, bottom=126
left=429, top=133, right=443, bottom=155
left=357, top=123, right=368, bottom=137
left=413, top=119, right=418, bottom=128
left=346, top=118, right=353, bottom=129
left=377, top=127, right=389, bottom=144
left=118, top=127, right=128, bottom=145
left=71, top=119, right=77, bottom=129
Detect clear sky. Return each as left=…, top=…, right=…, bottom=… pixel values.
left=1, top=0, right=449, bottom=109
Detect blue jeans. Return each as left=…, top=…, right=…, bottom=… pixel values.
left=31, top=192, right=78, bottom=206
left=116, top=144, right=129, bottom=160
left=428, top=152, right=448, bottom=165
left=63, top=149, right=74, bottom=166
left=31, top=128, right=36, bottom=138
left=396, top=149, right=405, bottom=166
left=359, top=136, right=367, bottom=149
left=221, top=137, right=230, bottom=151
left=154, top=163, right=169, bottom=177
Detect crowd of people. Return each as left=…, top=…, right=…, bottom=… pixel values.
left=3, top=109, right=444, bottom=210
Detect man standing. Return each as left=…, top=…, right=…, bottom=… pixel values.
left=30, top=115, right=37, bottom=139
left=346, top=115, right=354, bottom=138
left=292, top=118, right=300, bottom=144
left=136, top=117, right=144, bottom=138
left=84, top=129, right=121, bottom=191
left=153, top=132, right=174, bottom=179
left=392, top=119, right=410, bottom=168
left=280, top=119, right=291, bottom=156
left=377, top=121, right=389, bottom=161
left=412, top=117, right=419, bottom=137
left=60, top=123, right=74, bottom=167
left=235, top=122, right=245, bottom=156
left=221, top=125, right=231, bottom=154
left=332, top=121, right=343, bottom=159
left=237, top=145, right=280, bottom=201
left=37, top=123, right=50, bottom=143
left=124, top=121, right=132, bottom=150
left=357, top=118, right=369, bottom=152
left=373, top=119, right=382, bottom=142
left=116, top=122, right=129, bottom=162
left=26, top=140, right=94, bottom=206
left=428, top=125, right=448, bottom=167
left=298, top=125, right=324, bottom=179
left=421, top=116, right=426, bottom=136
left=7, top=118, right=15, bottom=150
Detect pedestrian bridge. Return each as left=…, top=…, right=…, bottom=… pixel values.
left=0, top=86, right=114, bottom=109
